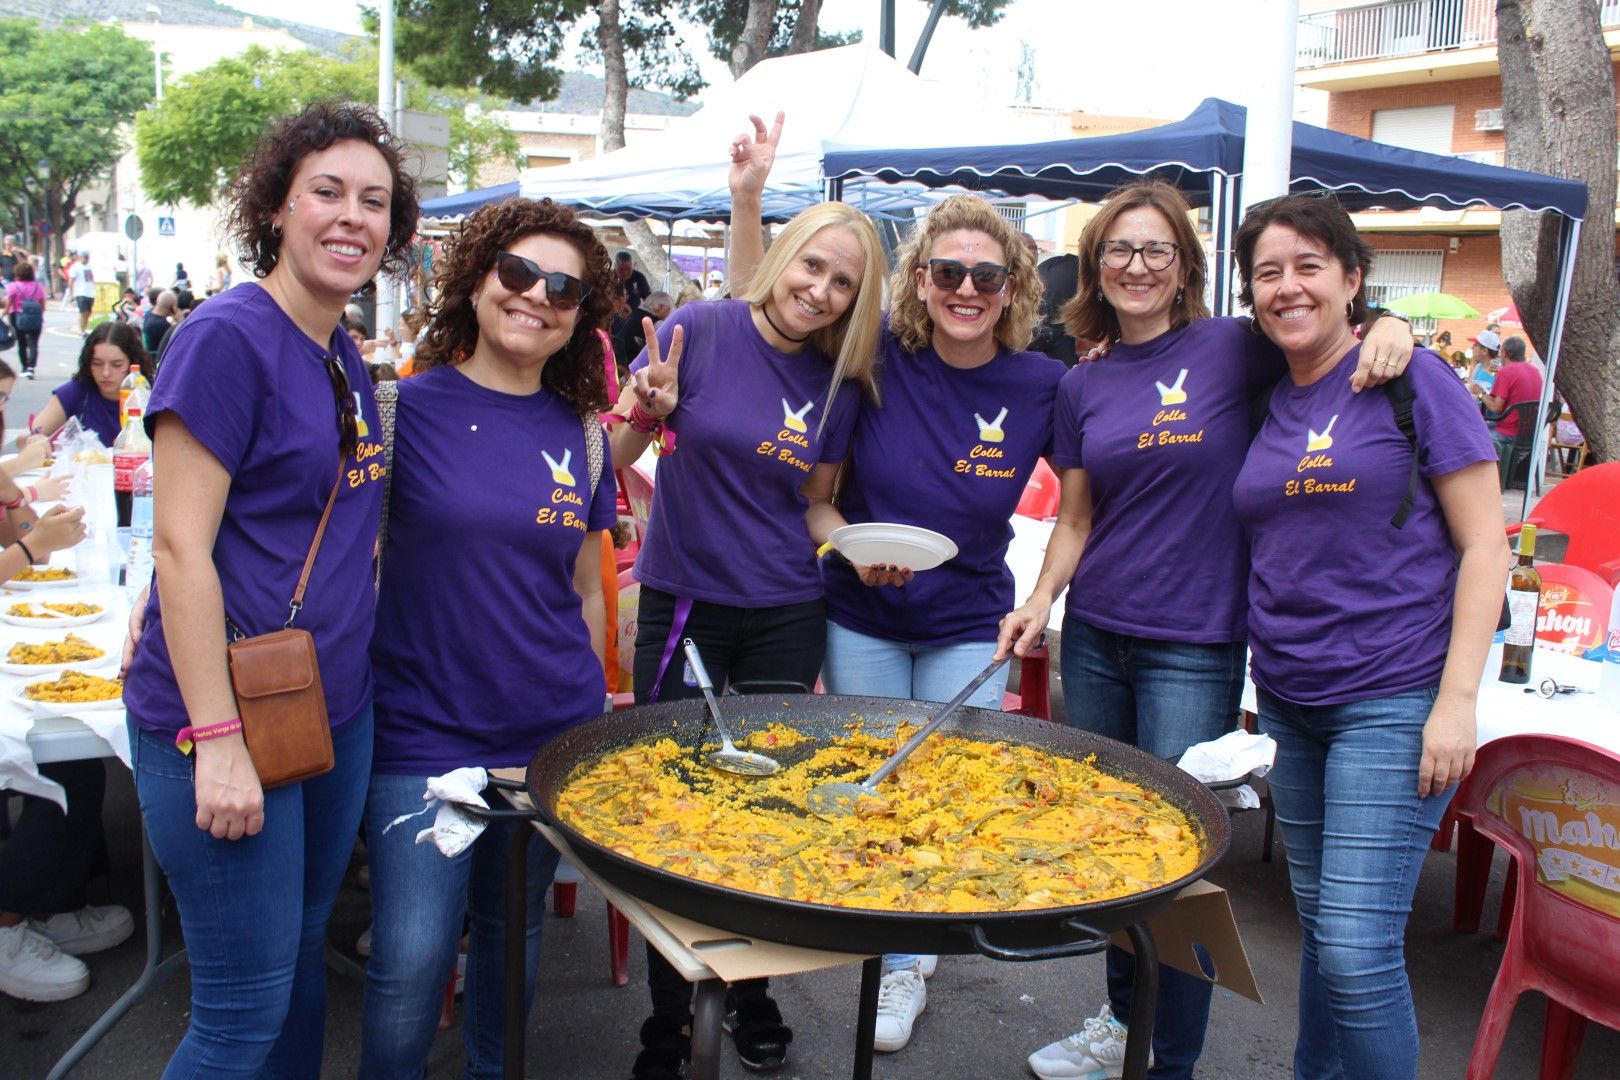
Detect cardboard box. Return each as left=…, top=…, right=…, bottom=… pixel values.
left=1110, top=879, right=1263, bottom=1003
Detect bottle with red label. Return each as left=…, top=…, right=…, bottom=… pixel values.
left=119, top=364, right=150, bottom=427
left=112, top=384, right=152, bottom=527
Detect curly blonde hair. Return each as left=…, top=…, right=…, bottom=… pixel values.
left=742, top=201, right=885, bottom=406
left=414, top=198, right=617, bottom=418
left=887, top=194, right=1043, bottom=356
left=1062, top=181, right=1208, bottom=346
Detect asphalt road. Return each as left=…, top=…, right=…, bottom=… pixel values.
left=4, top=303, right=1617, bottom=1078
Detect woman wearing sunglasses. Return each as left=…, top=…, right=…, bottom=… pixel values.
left=358, top=198, right=619, bottom=1078
left=996, top=182, right=1413, bottom=1080
left=610, top=117, right=885, bottom=1080
left=724, top=121, right=1062, bottom=1055
left=121, top=102, right=418, bottom=1076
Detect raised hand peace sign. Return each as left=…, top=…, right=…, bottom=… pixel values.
left=630, top=317, right=684, bottom=419
left=728, top=111, right=785, bottom=200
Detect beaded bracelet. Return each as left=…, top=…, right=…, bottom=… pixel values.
left=175, top=718, right=245, bottom=754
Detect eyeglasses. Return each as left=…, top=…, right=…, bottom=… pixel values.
left=1098, top=241, right=1179, bottom=271
left=494, top=251, right=592, bottom=311
left=927, top=259, right=1009, bottom=295
left=323, top=355, right=359, bottom=459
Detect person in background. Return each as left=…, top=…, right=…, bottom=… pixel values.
left=359, top=196, right=618, bottom=1079
left=614, top=249, right=651, bottom=313
left=0, top=236, right=20, bottom=283
left=171, top=262, right=190, bottom=291
left=68, top=251, right=95, bottom=334
left=609, top=113, right=885, bottom=1080
left=0, top=353, right=100, bottom=1004
left=702, top=269, right=725, bottom=299
left=1482, top=333, right=1544, bottom=458
left=152, top=288, right=199, bottom=372
left=1231, top=192, right=1503, bottom=1080
left=1031, top=252, right=1080, bottom=365
left=1465, top=328, right=1501, bottom=405
left=121, top=100, right=418, bottom=1076
left=23, top=321, right=146, bottom=449
left=134, top=261, right=153, bottom=297
left=207, top=252, right=232, bottom=296
left=645, top=290, right=672, bottom=322
left=5, top=261, right=47, bottom=379
left=998, top=180, right=1414, bottom=1080
left=1447, top=350, right=1469, bottom=379
left=143, top=290, right=176, bottom=355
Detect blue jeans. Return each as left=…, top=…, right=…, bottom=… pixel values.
left=131, top=709, right=373, bottom=1079
left=359, top=772, right=561, bottom=1079
left=1259, top=686, right=1452, bottom=1080
left=824, top=621, right=1004, bottom=973
left=1061, top=616, right=1243, bottom=1080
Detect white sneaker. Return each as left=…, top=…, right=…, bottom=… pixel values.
left=872, top=967, right=927, bottom=1053
left=30, top=905, right=134, bottom=956
left=0, top=922, right=90, bottom=1002
left=1027, top=1003, right=1149, bottom=1080
left=917, top=954, right=938, bottom=979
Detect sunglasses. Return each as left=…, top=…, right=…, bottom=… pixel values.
left=323, top=355, right=360, bottom=459
left=494, top=251, right=592, bottom=311
left=927, top=258, right=1009, bottom=296
left=1098, top=241, right=1179, bottom=271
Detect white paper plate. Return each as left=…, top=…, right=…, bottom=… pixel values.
left=5, top=573, right=83, bottom=591
left=0, top=601, right=109, bottom=628
left=9, top=673, right=125, bottom=714
left=829, top=522, right=959, bottom=572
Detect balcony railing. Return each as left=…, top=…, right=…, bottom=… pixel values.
left=1299, top=0, right=1620, bottom=68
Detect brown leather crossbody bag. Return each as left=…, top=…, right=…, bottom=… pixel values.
left=225, top=464, right=342, bottom=789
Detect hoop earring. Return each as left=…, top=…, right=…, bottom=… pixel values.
left=271, top=225, right=282, bottom=238
left=1345, top=300, right=1354, bottom=323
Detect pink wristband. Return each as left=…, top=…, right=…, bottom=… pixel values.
left=175, top=718, right=244, bottom=754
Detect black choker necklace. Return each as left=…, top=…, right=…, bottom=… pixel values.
left=759, top=302, right=811, bottom=344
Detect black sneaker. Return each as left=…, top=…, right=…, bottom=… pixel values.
left=630, top=1014, right=690, bottom=1080
left=723, top=988, right=792, bottom=1072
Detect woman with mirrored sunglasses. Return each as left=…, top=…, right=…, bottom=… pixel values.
left=358, top=197, right=620, bottom=1078
left=997, top=181, right=1417, bottom=1080
left=722, top=133, right=1063, bottom=1054
left=121, top=101, right=418, bottom=1076
left=611, top=114, right=885, bottom=1080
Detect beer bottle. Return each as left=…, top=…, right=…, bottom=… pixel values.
left=1498, top=524, right=1542, bottom=684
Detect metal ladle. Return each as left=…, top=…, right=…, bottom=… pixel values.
left=806, top=654, right=1011, bottom=817
left=682, top=638, right=780, bottom=776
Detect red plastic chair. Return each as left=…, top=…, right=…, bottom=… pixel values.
left=1506, top=461, right=1620, bottom=586
left=1453, top=734, right=1620, bottom=1079
left=1015, top=458, right=1061, bottom=520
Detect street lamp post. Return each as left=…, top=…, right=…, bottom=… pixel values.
left=147, top=5, right=163, bottom=102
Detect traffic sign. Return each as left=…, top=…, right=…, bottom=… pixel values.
left=157, top=216, right=175, bottom=237
left=124, top=215, right=144, bottom=241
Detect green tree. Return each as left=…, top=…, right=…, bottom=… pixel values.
left=0, top=19, right=153, bottom=268
left=135, top=46, right=374, bottom=206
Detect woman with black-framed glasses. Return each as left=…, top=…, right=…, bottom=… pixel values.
left=121, top=101, right=418, bottom=1076
left=998, top=181, right=1417, bottom=1080
left=357, top=197, right=620, bottom=1078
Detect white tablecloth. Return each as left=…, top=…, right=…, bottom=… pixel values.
left=0, top=585, right=132, bottom=809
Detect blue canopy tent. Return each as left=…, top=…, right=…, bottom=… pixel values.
left=823, top=97, right=1588, bottom=515
left=419, top=181, right=521, bottom=221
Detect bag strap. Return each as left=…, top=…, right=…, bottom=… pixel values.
left=584, top=410, right=605, bottom=499
left=1381, top=374, right=1421, bottom=529
left=374, top=379, right=399, bottom=584
left=286, top=463, right=344, bottom=628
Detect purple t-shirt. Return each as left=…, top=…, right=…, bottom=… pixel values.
left=1232, top=347, right=1496, bottom=706
left=124, top=284, right=385, bottom=736
left=631, top=300, right=859, bottom=607
left=51, top=378, right=121, bottom=448
left=371, top=365, right=616, bottom=773
left=1052, top=317, right=1284, bottom=644
left=823, top=331, right=1064, bottom=645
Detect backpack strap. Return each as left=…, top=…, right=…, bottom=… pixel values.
left=1382, top=374, right=1420, bottom=529
left=373, top=379, right=399, bottom=588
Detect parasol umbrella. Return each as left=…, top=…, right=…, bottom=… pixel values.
left=1383, top=291, right=1482, bottom=320
left=1487, top=301, right=1523, bottom=325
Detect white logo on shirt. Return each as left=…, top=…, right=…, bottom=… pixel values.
left=542, top=448, right=575, bottom=486
left=973, top=406, right=1009, bottom=443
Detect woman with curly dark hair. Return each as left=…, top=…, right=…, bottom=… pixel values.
left=358, top=197, right=618, bottom=1078
left=121, top=100, right=417, bottom=1076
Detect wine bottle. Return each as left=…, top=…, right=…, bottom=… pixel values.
left=1498, top=524, right=1542, bottom=684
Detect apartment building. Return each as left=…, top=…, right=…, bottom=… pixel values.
left=1296, top=0, right=1620, bottom=347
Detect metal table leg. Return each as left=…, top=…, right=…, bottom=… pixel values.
left=503, top=822, right=535, bottom=1080
left=46, top=825, right=188, bottom=1080
left=852, top=955, right=882, bottom=1080
left=1121, top=923, right=1158, bottom=1080
left=690, top=977, right=726, bottom=1080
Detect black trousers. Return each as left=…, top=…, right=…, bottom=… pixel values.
left=8, top=315, right=39, bottom=372
left=632, top=586, right=827, bottom=1020
left=0, top=759, right=110, bottom=915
